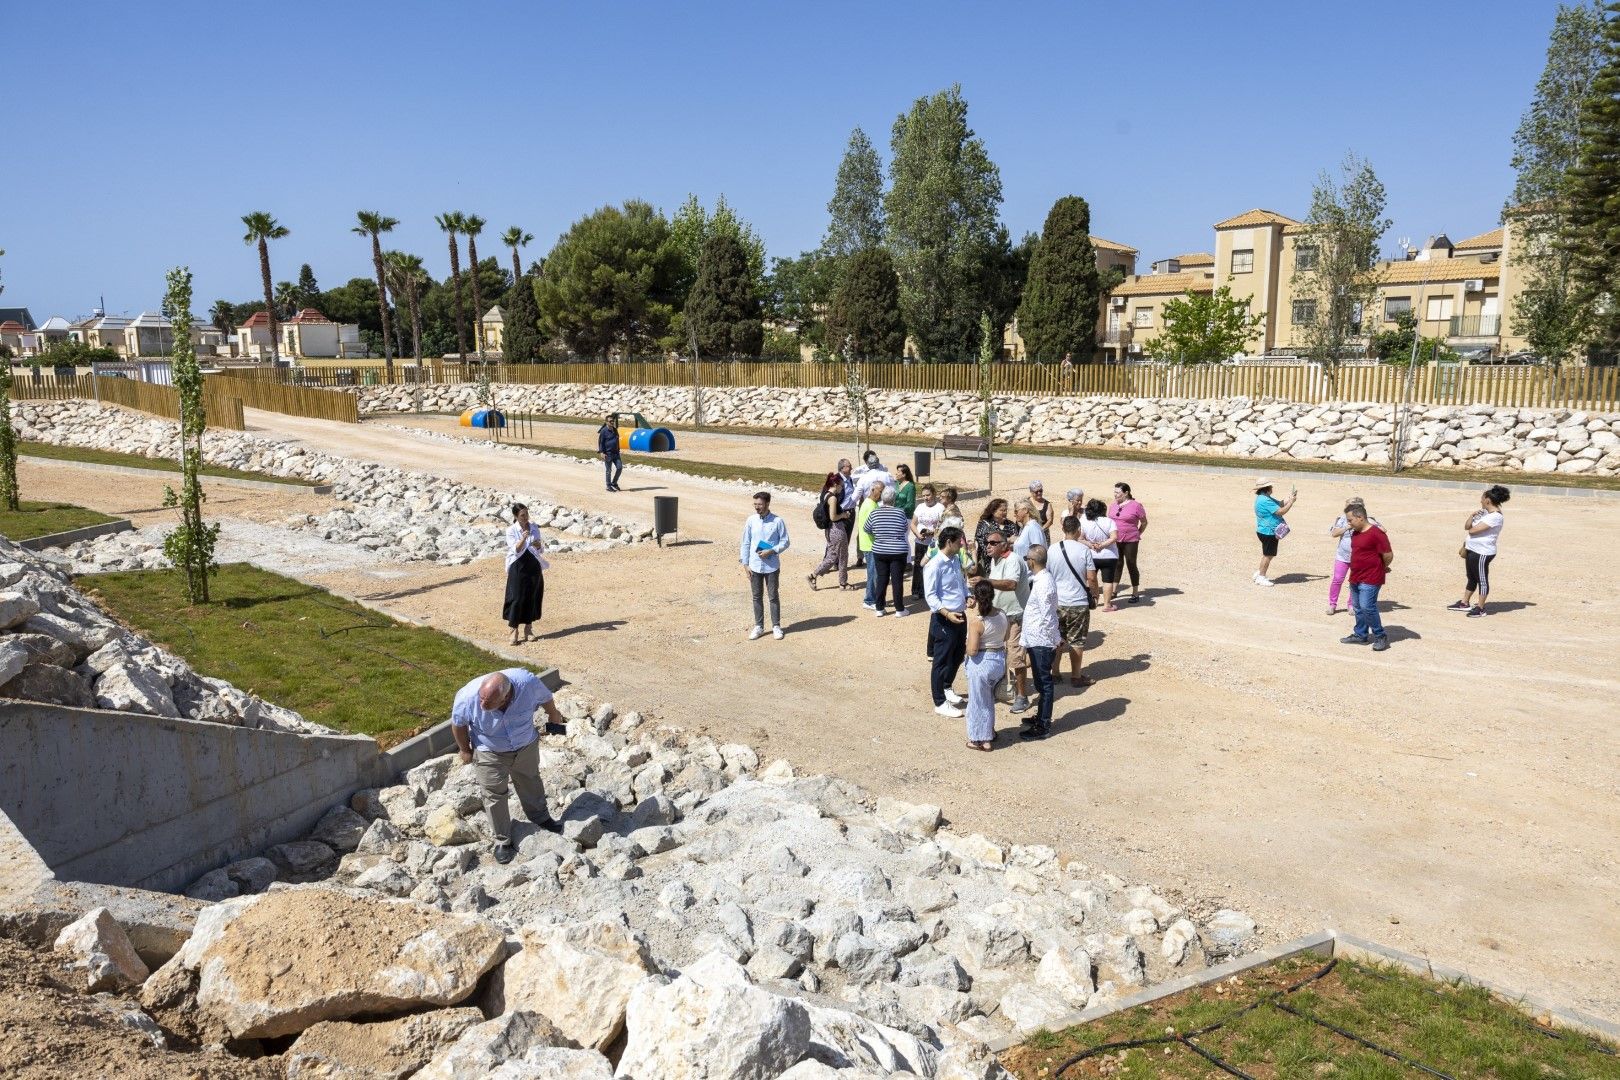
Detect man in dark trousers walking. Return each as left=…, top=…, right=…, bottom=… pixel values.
left=597, top=413, right=623, bottom=491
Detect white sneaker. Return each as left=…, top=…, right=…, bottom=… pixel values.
left=748, top=625, right=765, bottom=640
left=874, top=609, right=888, bottom=618
left=943, top=689, right=966, bottom=706
left=894, top=608, right=911, bottom=618
left=862, top=601, right=876, bottom=610
left=1256, top=576, right=1275, bottom=588
left=772, top=626, right=784, bottom=640
left=934, top=702, right=965, bottom=718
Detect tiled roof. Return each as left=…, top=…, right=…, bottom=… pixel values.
left=1110, top=271, right=1217, bottom=298
left=128, top=311, right=171, bottom=328
left=1374, top=257, right=1500, bottom=286
left=1089, top=235, right=1139, bottom=254
left=1171, top=252, right=1214, bottom=267
left=240, top=311, right=273, bottom=328
left=0, top=321, right=25, bottom=332
left=287, top=308, right=330, bottom=323
left=1453, top=228, right=1504, bottom=252
left=38, top=316, right=71, bottom=331
left=1213, top=208, right=1301, bottom=229
left=482, top=305, right=504, bottom=321
left=0, top=308, right=35, bottom=330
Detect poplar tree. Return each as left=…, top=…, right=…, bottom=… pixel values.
left=824, top=128, right=885, bottom=259
left=160, top=268, right=220, bottom=604
left=825, top=247, right=905, bottom=361
left=1291, top=154, right=1390, bottom=385
left=1563, top=1, right=1620, bottom=356
left=1017, top=196, right=1103, bottom=362
left=0, top=247, right=17, bottom=511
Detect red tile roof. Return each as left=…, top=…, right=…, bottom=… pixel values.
left=240, top=311, right=273, bottom=328
left=287, top=308, right=331, bottom=323
left=0, top=321, right=26, bottom=331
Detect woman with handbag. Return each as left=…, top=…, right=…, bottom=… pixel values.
left=1449, top=485, right=1510, bottom=617
left=809, top=472, right=852, bottom=590
left=1253, top=479, right=1296, bottom=587
left=502, top=502, right=548, bottom=645
left=963, top=579, right=1008, bottom=752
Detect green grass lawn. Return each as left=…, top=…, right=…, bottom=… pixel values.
left=19, top=440, right=312, bottom=487
left=82, top=563, right=529, bottom=745
left=0, top=501, right=119, bottom=541
left=1004, top=954, right=1620, bottom=1079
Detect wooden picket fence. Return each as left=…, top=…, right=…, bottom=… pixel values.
left=6, top=371, right=245, bottom=430
left=205, top=374, right=359, bottom=423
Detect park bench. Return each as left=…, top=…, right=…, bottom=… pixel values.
left=935, top=432, right=990, bottom=461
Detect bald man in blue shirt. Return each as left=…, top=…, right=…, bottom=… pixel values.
left=451, top=668, right=566, bottom=863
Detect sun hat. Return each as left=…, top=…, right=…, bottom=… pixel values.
left=1252, top=478, right=1275, bottom=492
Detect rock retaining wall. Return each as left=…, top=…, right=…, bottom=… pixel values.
left=358, top=381, right=1620, bottom=475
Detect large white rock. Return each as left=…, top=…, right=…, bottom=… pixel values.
left=488, top=916, right=654, bottom=1051
left=415, top=1011, right=592, bottom=1080
left=0, top=590, right=40, bottom=630
left=284, top=1006, right=483, bottom=1079
left=616, top=969, right=811, bottom=1080
left=874, top=797, right=943, bottom=838
left=53, top=906, right=150, bottom=992
left=1035, top=946, right=1095, bottom=1007
left=1204, top=909, right=1257, bottom=950
left=999, top=983, right=1075, bottom=1034
left=93, top=661, right=180, bottom=717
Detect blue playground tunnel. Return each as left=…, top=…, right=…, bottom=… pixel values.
left=622, top=426, right=676, bottom=452
left=459, top=408, right=505, bottom=428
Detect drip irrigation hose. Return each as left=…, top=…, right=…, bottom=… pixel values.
left=1269, top=1000, right=1457, bottom=1079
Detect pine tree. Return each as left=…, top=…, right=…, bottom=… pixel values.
left=824, top=128, right=885, bottom=259
left=686, top=233, right=764, bottom=359
left=825, top=248, right=905, bottom=360
left=1017, top=197, right=1103, bottom=362
left=503, top=275, right=544, bottom=363
left=1563, top=1, right=1620, bottom=357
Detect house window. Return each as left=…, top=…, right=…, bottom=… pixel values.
left=1384, top=296, right=1412, bottom=322
left=1231, top=249, right=1254, bottom=274
left=1291, top=299, right=1317, bottom=325
left=1425, top=296, right=1455, bottom=322
left=1295, top=245, right=1317, bottom=271
left=1134, top=307, right=1153, bottom=328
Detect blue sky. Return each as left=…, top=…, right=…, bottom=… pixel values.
left=7, top=0, right=1562, bottom=320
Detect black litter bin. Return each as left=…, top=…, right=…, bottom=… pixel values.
left=654, top=495, right=679, bottom=546
left=913, top=450, right=932, bottom=479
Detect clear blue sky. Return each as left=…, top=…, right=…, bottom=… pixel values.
left=8, top=0, right=1561, bottom=320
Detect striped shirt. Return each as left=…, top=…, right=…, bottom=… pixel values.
left=863, top=506, right=912, bottom=555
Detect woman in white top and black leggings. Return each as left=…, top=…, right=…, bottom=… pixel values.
left=1450, top=485, right=1509, bottom=618
left=1080, top=498, right=1121, bottom=612
left=502, top=502, right=547, bottom=644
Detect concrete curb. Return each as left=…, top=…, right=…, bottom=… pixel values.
left=20, top=454, right=333, bottom=494
left=987, top=928, right=1620, bottom=1054
left=16, top=519, right=134, bottom=550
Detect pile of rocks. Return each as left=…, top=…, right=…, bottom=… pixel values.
left=166, top=698, right=1256, bottom=1075
left=355, top=380, right=1620, bottom=476
left=13, top=400, right=655, bottom=566
left=0, top=537, right=330, bottom=733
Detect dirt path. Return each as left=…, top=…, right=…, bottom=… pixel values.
left=63, top=413, right=1620, bottom=1021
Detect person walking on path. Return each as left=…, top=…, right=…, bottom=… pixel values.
left=963, top=579, right=1008, bottom=752
left=974, top=498, right=1017, bottom=565
left=911, top=484, right=944, bottom=600
left=855, top=481, right=884, bottom=608
left=597, top=413, right=624, bottom=492
left=924, top=526, right=970, bottom=718
left=1028, top=481, right=1055, bottom=540
left=865, top=488, right=913, bottom=617
left=809, top=471, right=851, bottom=590
left=1081, top=498, right=1121, bottom=611
left=1012, top=499, right=1046, bottom=560
left=984, top=531, right=1030, bottom=713
left=1108, top=482, right=1147, bottom=603
left=1450, top=485, right=1510, bottom=618
left=1253, top=479, right=1297, bottom=586
left=740, top=491, right=790, bottom=640
left=451, top=668, right=567, bottom=864
left=1019, top=545, right=1058, bottom=740
left=1326, top=497, right=1370, bottom=615
left=1341, top=506, right=1393, bottom=651
left=502, top=503, right=547, bottom=645
left=1049, top=515, right=1098, bottom=688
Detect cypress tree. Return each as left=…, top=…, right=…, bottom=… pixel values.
left=686, top=233, right=764, bottom=359
left=825, top=248, right=905, bottom=360
left=1016, top=196, right=1103, bottom=362
left=503, top=275, right=544, bottom=363
left=1564, top=1, right=1620, bottom=356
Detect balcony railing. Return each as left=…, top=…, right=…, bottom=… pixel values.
left=1448, top=314, right=1501, bottom=338
left=1097, top=329, right=1133, bottom=345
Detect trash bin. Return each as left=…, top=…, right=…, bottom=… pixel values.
left=913, top=450, right=932, bottom=479
left=654, top=496, right=679, bottom=546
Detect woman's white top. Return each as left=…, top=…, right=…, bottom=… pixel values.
left=975, top=609, right=1009, bottom=652
left=1465, top=510, right=1504, bottom=556
left=1080, top=515, right=1119, bottom=560
left=506, top=522, right=547, bottom=569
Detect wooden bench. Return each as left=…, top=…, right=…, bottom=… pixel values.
left=935, top=433, right=990, bottom=461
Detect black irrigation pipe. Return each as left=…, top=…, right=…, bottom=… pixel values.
left=1270, top=999, right=1456, bottom=1079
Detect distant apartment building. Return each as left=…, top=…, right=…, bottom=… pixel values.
left=1002, top=235, right=1139, bottom=360
left=233, top=309, right=365, bottom=360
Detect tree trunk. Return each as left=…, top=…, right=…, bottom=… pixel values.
left=408, top=285, right=422, bottom=363
left=370, top=236, right=394, bottom=379
left=468, top=238, right=485, bottom=361
left=448, top=236, right=467, bottom=358
left=259, top=238, right=279, bottom=365
left=511, top=248, right=522, bottom=287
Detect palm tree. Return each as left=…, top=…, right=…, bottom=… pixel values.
left=384, top=251, right=428, bottom=365
left=240, top=212, right=289, bottom=364
left=435, top=211, right=469, bottom=357
left=352, top=211, right=399, bottom=379
left=501, top=225, right=534, bottom=286
left=463, top=215, right=488, bottom=360
left=273, top=280, right=298, bottom=319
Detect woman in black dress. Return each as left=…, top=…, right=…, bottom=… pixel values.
left=502, top=502, right=546, bottom=644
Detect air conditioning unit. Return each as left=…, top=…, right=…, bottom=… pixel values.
left=1110, top=297, right=1127, bottom=309
left=1463, top=279, right=1484, bottom=293
left=1128, top=342, right=1143, bottom=353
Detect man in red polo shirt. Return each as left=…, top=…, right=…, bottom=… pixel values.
left=1340, top=506, right=1393, bottom=652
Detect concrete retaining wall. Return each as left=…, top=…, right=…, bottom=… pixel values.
left=0, top=700, right=393, bottom=893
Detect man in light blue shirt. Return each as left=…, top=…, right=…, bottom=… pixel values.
left=450, top=668, right=566, bottom=862
left=923, top=525, right=970, bottom=717
left=740, top=490, right=791, bottom=640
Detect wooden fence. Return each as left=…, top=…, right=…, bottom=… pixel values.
left=7, top=372, right=245, bottom=430
left=205, top=374, right=359, bottom=423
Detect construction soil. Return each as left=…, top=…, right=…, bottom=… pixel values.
left=35, top=409, right=1620, bottom=1024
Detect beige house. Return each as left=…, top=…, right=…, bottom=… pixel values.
left=1002, top=235, right=1140, bottom=359
left=481, top=306, right=504, bottom=353
left=280, top=308, right=363, bottom=359
left=1102, top=269, right=1217, bottom=362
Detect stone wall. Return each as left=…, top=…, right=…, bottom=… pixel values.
left=358, top=381, right=1620, bottom=476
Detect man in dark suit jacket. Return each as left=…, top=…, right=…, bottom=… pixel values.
left=597, top=413, right=623, bottom=491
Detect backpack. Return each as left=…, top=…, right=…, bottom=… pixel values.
left=812, top=495, right=831, bottom=531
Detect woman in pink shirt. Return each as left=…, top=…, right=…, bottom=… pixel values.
left=1108, top=482, right=1148, bottom=603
